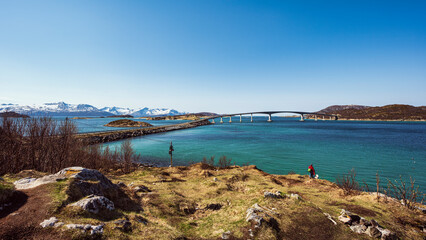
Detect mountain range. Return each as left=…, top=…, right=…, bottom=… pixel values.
left=0, top=102, right=185, bottom=117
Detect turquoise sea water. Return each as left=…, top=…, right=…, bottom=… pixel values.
left=73, top=117, right=426, bottom=192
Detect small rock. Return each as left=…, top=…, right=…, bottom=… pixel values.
left=246, top=204, right=265, bottom=228
left=414, top=206, right=426, bottom=213
left=287, top=193, right=301, bottom=200
left=117, top=182, right=126, bottom=188
left=40, top=217, right=58, bottom=228
left=221, top=231, right=231, bottom=239
left=84, top=224, right=92, bottom=230
left=114, top=218, right=132, bottom=232
left=264, top=191, right=282, bottom=198
left=338, top=215, right=351, bottom=224
left=350, top=224, right=367, bottom=234
left=70, top=195, right=114, bottom=214
left=379, top=229, right=399, bottom=240
left=371, top=219, right=380, bottom=228
left=133, top=185, right=151, bottom=193
left=360, top=218, right=371, bottom=227
left=54, top=222, right=64, bottom=228
left=90, top=225, right=104, bottom=235
left=65, top=224, right=85, bottom=230
left=135, top=215, right=148, bottom=225
left=366, top=226, right=382, bottom=238
left=213, top=177, right=218, bottom=182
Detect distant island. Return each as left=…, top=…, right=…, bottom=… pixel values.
left=104, top=119, right=153, bottom=128
left=315, top=104, right=426, bottom=121
left=0, top=111, right=29, bottom=118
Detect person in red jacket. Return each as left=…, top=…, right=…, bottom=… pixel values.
left=308, top=164, right=315, bottom=178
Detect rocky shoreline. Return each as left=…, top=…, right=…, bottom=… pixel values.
left=77, top=119, right=211, bottom=145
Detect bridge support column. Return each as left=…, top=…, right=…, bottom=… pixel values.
left=240, top=115, right=242, bottom=123
left=322, top=116, right=325, bottom=121
left=220, top=117, right=223, bottom=123
left=300, top=114, right=305, bottom=122
left=267, top=114, right=272, bottom=122
left=329, top=116, right=332, bottom=120
left=211, top=119, right=215, bottom=124
left=229, top=116, right=232, bottom=123
left=251, top=113, right=253, bottom=122
left=315, top=115, right=317, bottom=121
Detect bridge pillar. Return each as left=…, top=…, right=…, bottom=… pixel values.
left=329, top=116, right=332, bottom=121
left=220, top=117, right=223, bottom=123
left=229, top=116, right=232, bottom=123
left=267, top=114, right=272, bottom=122
left=300, top=114, right=305, bottom=122
left=315, top=115, right=317, bottom=121
left=322, top=116, right=325, bottom=121
left=211, top=119, right=215, bottom=124
left=251, top=113, right=253, bottom=122
left=240, top=115, right=242, bottom=123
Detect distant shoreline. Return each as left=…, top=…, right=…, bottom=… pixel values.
left=307, top=117, right=426, bottom=122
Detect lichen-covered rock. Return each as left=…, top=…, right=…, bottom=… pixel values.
left=350, top=224, right=367, bottom=234
left=14, top=177, right=37, bottom=189
left=221, top=231, right=231, bottom=239
left=40, top=217, right=58, bottom=228
left=114, top=218, right=132, bottom=232
left=366, top=226, right=382, bottom=238
left=379, top=228, right=399, bottom=240
left=264, top=191, right=282, bottom=198
left=246, top=203, right=267, bottom=228
left=13, top=167, right=116, bottom=191
left=65, top=223, right=104, bottom=235
left=70, top=195, right=114, bottom=214
left=286, top=193, right=302, bottom=200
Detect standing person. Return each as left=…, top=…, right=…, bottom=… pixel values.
left=169, top=141, right=174, bottom=167
left=308, top=164, right=315, bottom=178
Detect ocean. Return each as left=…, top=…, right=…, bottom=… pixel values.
left=73, top=116, right=426, bottom=193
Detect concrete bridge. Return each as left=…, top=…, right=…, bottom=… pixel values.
left=205, top=111, right=338, bottom=123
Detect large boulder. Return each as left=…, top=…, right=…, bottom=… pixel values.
left=70, top=195, right=115, bottom=214
left=13, top=167, right=116, bottom=191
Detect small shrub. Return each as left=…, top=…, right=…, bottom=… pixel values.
left=217, top=155, right=232, bottom=169
left=387, top=176, right=426, bottom=209
left=336, top=168, right=361, bottom=195
left=201, top=156, right=215, bottom=166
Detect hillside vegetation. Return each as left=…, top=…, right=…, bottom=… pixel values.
left=1, top=164, right=425, bottom=239
left=317, top=104, right=426, bottom=121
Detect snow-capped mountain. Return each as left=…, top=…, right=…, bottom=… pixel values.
left=100, top=106, right=184, bottom=117
left=0, top=102, right=186, bottom=117
left=100, top=107, right=134, bottom=116
left=0, top=102, right=110, bottom=116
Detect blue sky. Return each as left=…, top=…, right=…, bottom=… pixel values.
left=0, top=0, right=425, bottom=113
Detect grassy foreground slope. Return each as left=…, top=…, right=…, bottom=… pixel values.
left=1, top=164, right=425, bottom=239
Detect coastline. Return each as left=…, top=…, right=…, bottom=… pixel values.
left=306, top=117, right=426, bottom=122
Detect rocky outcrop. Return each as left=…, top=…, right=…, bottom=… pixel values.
left=70, top=195, right=115, bottom=214
left=65, top=223, right=104, bottom=235
left=338, top=209, right=399, bottom=239
left=13, top=167, right=116, bottom=190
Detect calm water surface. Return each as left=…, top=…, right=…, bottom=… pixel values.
left=73, top=117, right=426, bottom=192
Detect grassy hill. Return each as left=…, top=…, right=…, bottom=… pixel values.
left=317, top=104, right=426, bottom=121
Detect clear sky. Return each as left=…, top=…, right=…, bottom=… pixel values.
left=0, top=0, right=425, bottom=113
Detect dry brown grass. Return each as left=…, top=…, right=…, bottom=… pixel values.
left=2, top=164, right=426, bottom=239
